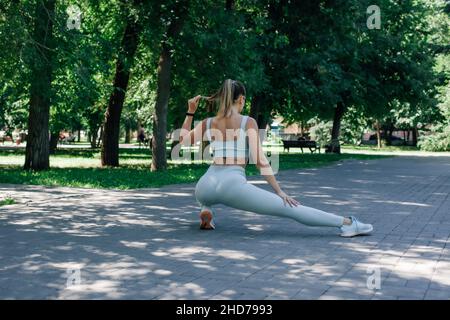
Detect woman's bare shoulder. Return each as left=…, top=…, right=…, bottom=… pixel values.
left=246, top=116, right=258, bottom=129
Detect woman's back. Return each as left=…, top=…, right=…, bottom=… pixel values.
left=209, top=115, right=245, bottom=139
left=207, top=114, right=249, bottom=166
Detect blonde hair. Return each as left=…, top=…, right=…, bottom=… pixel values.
left=203, top=79, right=246, bottom=118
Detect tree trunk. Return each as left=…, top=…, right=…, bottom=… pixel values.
left=97, top=125, right=103, bottom=148
left=375, top=120, right=381, bottom=149
left=259, top=116, right=270, bottom=143
left=90, top=129, right=98, bottom=149
left=385, top=120, right=394, bottom=146
left=328, top=101, right=345, bottom=154
left=151, top=45, right=171, bottom=171
left=249, top=94, right=270, bottom=143
left=124, top=120, right=131, bottom=143
left=77, top=130, right=81, bottom=142
left=49, top=132, right=59, bottom=154
left=249, top=95, right=261, bottom=120
left=101, top=7, right=141, bottom=167
left=151, top=1, right=190, bottom=171
left=24, top=0, right=56, bottom=170
left=412, top=126, right=418, bottom=146
left=225, top=0, right=235, bottom=10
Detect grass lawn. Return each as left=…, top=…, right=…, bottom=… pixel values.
left=341, top=144, right=420, bottom=152
left=0, top=197, right=15, bottom=206
left=0, top=147, right=389, bottom=189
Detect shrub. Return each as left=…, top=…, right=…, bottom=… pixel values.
left=418, top=124, right=450, bottom=151
left=309, top=120, right=332, bottom=147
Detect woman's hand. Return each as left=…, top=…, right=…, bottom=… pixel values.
left=187, top=95, right=202, bottom=113
left=276, top=190, right=301, bottom=207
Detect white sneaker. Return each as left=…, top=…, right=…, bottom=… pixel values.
left=340, top=216, right=373, bottom=237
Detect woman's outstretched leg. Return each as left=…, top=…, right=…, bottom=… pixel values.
left=219, top=179, right=345, bottom=228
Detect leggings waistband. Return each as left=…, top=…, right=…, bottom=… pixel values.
left=208, top=164, right=246, bottom=173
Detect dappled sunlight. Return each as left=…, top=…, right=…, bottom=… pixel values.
left=153, top=269, right=173, bottom=276
left=322, top=199, right=357, bottom=206
left=157, top=282, right=207, bottom=300
left=9, top=219, right=41, bottom=226
left=295, top=172, right=316, bottom=176
left=318, top=186, right=339, bottom=190
left=144, top=205, right=177, bottom=210
left=281, top=258, right=308, bottom=265
left=106, top=215, right=165, bottom=227
left=48, top=262, right=87, bottom=270
left=192, top=263, right=217, bottom=271
left=247, top=180, right=267, bottom=185
left=216, top=250, right=257, bottom=261
left=302, top=193, right=332, bottom=198
left=151, top=246, right=257, bottom=261
left=386, top=211, right=412, bottom=216
left=162, top=192, right=193, bottom=197
left=373, top=200, right=431, bottom=207
left=349, top=179, right=395, bottom=185
left=120, top=241, right=148, bottom=249
left=243, top=224, right=265, bottom=231
left=59, top=280, right=124, bottom=299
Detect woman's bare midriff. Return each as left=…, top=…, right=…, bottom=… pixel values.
left=212, top=157, right=247, bottom=168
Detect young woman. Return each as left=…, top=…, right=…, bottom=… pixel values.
left=179, top=79, right=373, bottom=237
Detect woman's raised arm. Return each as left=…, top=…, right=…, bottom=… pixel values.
left=179, top=95, right=207, bottom=145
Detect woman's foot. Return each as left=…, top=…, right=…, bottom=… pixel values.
left=199, top=210, right=215, bottom=230
left=340, top=216, right=373, bottom=237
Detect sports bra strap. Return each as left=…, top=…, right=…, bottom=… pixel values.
left=240, top=115, right=249, bottom=132
left=206, top=115, right=249, bottom=141
left=206, top=117, right=212, bottom=141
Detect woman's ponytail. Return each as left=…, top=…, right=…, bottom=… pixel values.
left=202, top=79, right=246, bottom=118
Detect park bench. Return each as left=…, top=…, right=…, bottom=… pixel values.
left=282, top=140, right=320, bottom=153
left=60, top=135, right=76, bottom=144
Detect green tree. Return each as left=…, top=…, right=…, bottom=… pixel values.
left=101, top=0, right=144, bottom=166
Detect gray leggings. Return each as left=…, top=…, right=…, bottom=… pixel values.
left=195, top=165, right=345, bottom=227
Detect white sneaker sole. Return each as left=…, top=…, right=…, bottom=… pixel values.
left=340, top=225, right=373, bottom=237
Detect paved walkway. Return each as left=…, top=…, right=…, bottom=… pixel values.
left=0, top=156, right=449, bottom=300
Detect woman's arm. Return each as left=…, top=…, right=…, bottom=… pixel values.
left=179, top=95, right=207, bottom=145
left=247, top=117, right=300, bottom=207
